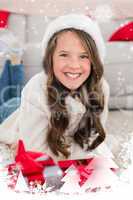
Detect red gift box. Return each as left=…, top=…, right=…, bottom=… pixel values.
left=8, top=140, right=93, bottom=184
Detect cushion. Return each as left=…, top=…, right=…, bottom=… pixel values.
left=109, top=22, right=133, bottom=41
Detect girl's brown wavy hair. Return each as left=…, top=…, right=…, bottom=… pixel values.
left=43, top=28, right=105, bottom=158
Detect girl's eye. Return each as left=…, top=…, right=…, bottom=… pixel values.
left=80, top=55, right=89, bottom=59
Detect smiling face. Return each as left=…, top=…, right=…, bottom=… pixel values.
left=52, top=31, right=91, bottom=90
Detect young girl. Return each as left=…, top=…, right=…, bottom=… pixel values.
left=0, top=14, right=111, bottom=161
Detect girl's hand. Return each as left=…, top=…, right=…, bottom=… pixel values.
left=8, top=142, right=18, bottom=158
left=0, top=142, right=15, bottom=162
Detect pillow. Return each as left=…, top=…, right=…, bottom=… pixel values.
left=109, top=22, right=133, bottom=41
left=0, top=10, right=10, bottom=28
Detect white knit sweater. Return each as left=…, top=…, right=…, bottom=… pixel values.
left=0, top=71, right=112, bottom=161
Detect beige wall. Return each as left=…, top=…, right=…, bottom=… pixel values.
left=0, top=0, right=133, bottom=19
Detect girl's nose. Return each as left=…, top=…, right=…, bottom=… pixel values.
left=68, top=57, right=81, bottom=70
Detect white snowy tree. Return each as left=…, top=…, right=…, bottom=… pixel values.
left=60, top=164, right=81, bottom=194
left=14, top=170, right=29, bottom=192
left=81, top=157, right=119, bottom=192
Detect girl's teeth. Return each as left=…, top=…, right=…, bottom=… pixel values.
left=65, top=73, right=81, bottom=78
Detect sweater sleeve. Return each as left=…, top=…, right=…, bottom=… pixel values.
left=0, top=72, right=50, bottom=152
left=17, top=86, right=49, bottom=151
left=16, top=72, right=50, bottom=152
left=100, top=77, right=110, bottom=128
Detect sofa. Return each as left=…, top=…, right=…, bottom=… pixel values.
left=0, top=13, right=133, bottom=166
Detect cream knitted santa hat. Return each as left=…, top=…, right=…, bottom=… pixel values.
left=42, top=14, right=106, bottom=63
